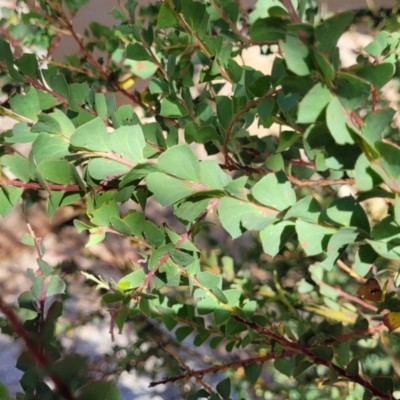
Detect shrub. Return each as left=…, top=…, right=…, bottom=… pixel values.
left=1, top=0, right=400, bottom=399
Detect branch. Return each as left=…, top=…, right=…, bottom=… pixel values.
left=288, top=176, right=356, bottom=187
left=281, top=0, right=301, bottom=23
left=232, top=315, right=392, bottom=400
left=149, top=350, right=296, bottom=387
left=0, top=294, right=76, bottom=400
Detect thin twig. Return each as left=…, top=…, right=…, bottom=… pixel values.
left=149, top=350, right=296, bottom=387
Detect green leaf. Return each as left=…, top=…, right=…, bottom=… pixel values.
left=216, top=96, right=233, bottom=130
left=117, top=269, right=146, bottom=290
left=175, top=326, right=194, bottom=342
left=70, top=117, right=111, bottom=152
left=280, top=34, right=311, bottom=76
left=252, top=171, right=296, bottom=211
left=158, top=144, right=200, bottom=181
left=143, top=221, right=165, bottom=248
left=326, top=196, right=370, bottom=232
left=292, top=360, right=313, bottom=378
left=244, top=363, right=263, bottom=385
left=354, top=153, right=382, bottom=191
left=77, top=381, right=119, bottom=400
left=36, top=160, right=74, bottom=185
left=10, top=87, right=41, bottom=121
left=110, top=125, right=146, bottom=163
left=260, top=221, right=295, bottom=257
left=297, top=83, right=331, bottom=123
left=46, top=276, right=66, bottom=297
left=216, top=378, right=231, bottom=398
left=218, top=197, right=277, bottom=239
left=169, top=249, right=195, bottom=266
left=87, top=158, right=130, bottom=181
left=296, top=220, right=335, bottom=256
left=160, top=98, right=187, bottom=118
left=200, top=160, right=231, bottom=189
left=354, top=63, right=395, bottom=89
left=345, top=357, right=359, bottom=376
left=284, top=195, right=321, bottom=224
left=362, top=108, right=395, bottom=145
left=276, top=131, right=301, bottom=152
left=249, top=17, right=288, bottom=42
left=0, top=187, right=23, bottom=217
left=146, top=172, right=193, bottom=206
left=157, top=1, right=179, bottom=28
left=1, top=154, right=30, bottom=182
left=326, top=97, right=355, bottom=145
left=311, top=345, right=333, bottom=361
left=196, top=271, right=221, bottom=289
left=315, top=12, right=354, bottom=53
left=274, top=357, right=295, bottom=377
left=335, top=73, right=370, bottom=111
left=126, top=43, right=150, bottom=61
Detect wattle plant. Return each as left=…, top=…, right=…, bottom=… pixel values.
left=1, top=1, right=400, bottom=399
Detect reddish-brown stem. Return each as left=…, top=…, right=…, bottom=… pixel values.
left=0, top=294, right=76, bottom=400
left=281, top=0, right=301, bottom=23
left=288, top=176, right=355, bottom=187
left=335, top=287, right=378, bottom=312
left=232, top=315, right=392, bottom=400
left=149, top=350, right=296, bottom=387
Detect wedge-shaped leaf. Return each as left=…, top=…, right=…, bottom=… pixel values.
left=335, top=73, right=370, bottom=111
left=216, top=96, right=233, bottom=130
left=326, top=97, right=355, bottom=145
left=326, top=196, right=370, bottom=232
left=354, top=153, right=382, bottom=191
left=218, top=197, right=277, bottom=239
left=31, top=133, right=70, bottom=165
left=90, top=200, right=119, bottom=227
left=244, top=363, right=263, bottom=385
left=362, top=109, right=395, bottom=145
left=280, top=34, right=311, bottom=76
left=0, top=187, right=23, bottom=217
left=1, top=154, right=30, bottom=182
left=160, top=98, right=187, bottom=118
left=249, top=17, right=288, bottom=42
left=296, top=220, right=335, bottom=256
left=158, top=144, right=200, bottom=181
left=174, top=199, right=209, bottom=224
left=383, top=312, right=400, bottom=333
left=126, top=43, right=150, bottom=61
left=87, top=158, right=130, bottom=181
left=110, top=125, right=146, bottom=163
left=146, top=172, right=193, bottom=206
left=46, top=276, right=66, bottom=297
left=70, top=117, right=111, bottom=152
left=366, top=240, right=400, bottom=260
left=36, top=160, right=74, bottom=185
left=284, top=196, right=321, bottom=224
left=252, top=171, right=296, bottom=211
left=354, top=63, right=395, bottom=89
left=200, top=160, right=231, bottom=189
left=157, top=1, right=178, bottom=28
left=169, top=249, right=195, bottom=266
left=260, top=220, right=295, bottom=257
left=9, top=87, right=41, bottom=121
left=297, top=83, right=331, bottom=123
left=118, top=269, right=146, bottom=290
left=315, top=12, right=354, bottom=53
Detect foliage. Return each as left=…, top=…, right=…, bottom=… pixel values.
left=1, top=0, right=400, bottom=399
